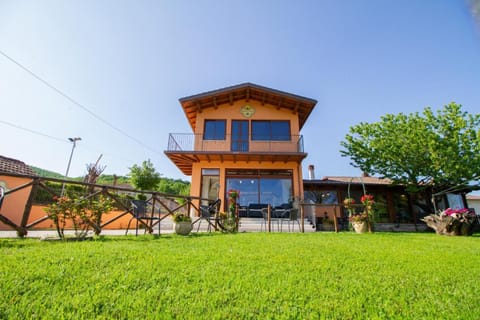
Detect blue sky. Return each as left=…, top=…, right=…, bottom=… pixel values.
left=1, top=1, right=479, bottom=183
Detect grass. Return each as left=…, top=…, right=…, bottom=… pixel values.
left=1, top=232, right=479, bottom=319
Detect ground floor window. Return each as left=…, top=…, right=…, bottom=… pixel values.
left=201, top=169, right=220, bottom=206
left=225, top=169, right=293, bottom=209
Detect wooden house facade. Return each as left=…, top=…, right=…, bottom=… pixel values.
left=165, top=83, right=317, bottom=215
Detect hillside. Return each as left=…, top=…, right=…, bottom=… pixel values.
left=31, top=166, right=66, bottom=179
left=31, top=166, right=190, bottom=194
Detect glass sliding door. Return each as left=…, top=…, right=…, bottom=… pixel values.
left=231, top=120, right=249, bottom=151
left=226, top=169, right=293, bottom=217
left=259, top=178, right=292, bottom=208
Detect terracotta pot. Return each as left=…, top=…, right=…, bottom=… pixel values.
left=352, top=221, right=368, bottom=233
left=173, top=221, right=193, bottom=235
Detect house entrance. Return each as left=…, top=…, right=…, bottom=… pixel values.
left=226, top=169, right=293, bottom=217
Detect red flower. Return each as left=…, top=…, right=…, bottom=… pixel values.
left=360, top=194, right=374, bottom=205
left=228, top=189, right=239, bottom=199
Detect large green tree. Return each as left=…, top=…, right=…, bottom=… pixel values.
left=340, top=103, right=480, bottom=194
left=128, top=159, right=161, bottom=191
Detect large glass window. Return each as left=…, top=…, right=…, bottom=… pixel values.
left=251, top=120, right=290, bottom=141
left=226, top=169, right=293, bottom=208
left=203, top=120, right=226, bottom=140
left=304, top=190, right=338, bottom=204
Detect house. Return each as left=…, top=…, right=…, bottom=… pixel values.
left=467, top=195, right=480, bottom=215
left=165, top=83, right=317, bottom=215
left=303, top=172, right=413, bottom=224
left=0, top=155, right=36, bottom=230
left=304, top=166, right=478, bottom=225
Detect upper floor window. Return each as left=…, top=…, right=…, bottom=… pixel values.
left=251, top=120, right=290, bottom=141
left=204, top=120, right=226, bottom=140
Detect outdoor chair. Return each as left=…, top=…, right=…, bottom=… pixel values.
left=196, top=199, right=221, bottom=232
left=248, top=203, right=269, bottom=218
left=125, top=199, right=160, bottom=236
left=281, top=208, right=300, bottom=232
left=261, top=207, right=280, bottom=231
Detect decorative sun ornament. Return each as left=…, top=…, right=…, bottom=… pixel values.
left=240, top=105, right=255, bottom=118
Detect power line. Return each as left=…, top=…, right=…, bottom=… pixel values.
left=0, top=119, right=67, bottom=143
left=0, top=119, right=137, bottom=164
left=0, top=49, right=162, bottom=156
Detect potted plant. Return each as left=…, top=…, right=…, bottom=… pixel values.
left=172, top=212, right=193, bottom=235
left=321, top=216, right=335, bottom=231
left=360, top=194, right=375, bottom=232
left=349, top=213, right=368, bottom=233
left=222, top=189, right=239, bottom=232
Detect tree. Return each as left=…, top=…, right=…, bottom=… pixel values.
left=128, top=159, right=161, bottom=192
left=84, top=155, right=106, bottom=193
left=340, top=103, right=480, bottom=194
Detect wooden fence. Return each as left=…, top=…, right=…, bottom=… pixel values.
left=0, top=173, right=214, bottom=237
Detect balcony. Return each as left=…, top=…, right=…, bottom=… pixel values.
left=165, top=133, right=307, bottom=175
left=167, top=133, right=304, bottom=153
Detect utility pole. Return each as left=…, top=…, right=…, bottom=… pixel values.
left=61, top=137, right=81, bottom=196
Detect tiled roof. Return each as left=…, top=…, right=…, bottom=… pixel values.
left=0, top=155, right=35, bottom=176
left=304, top=176, right=393, bottom=186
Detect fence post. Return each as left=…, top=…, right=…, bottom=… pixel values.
left=267, top=204, right=271, bottom=232
left=300, top=203, right=305, bottom=233
left=18, top=178, right=40, bottom=237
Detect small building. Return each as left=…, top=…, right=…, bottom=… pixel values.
left=165, top=83, right=317, bottom=214
left=303, top=174, right=412, bottom=224
left=304, top=168, right=478, bottom=225
left=466, top=195, right=480, bottom=215
left=0, top=155, right=36, bottom=230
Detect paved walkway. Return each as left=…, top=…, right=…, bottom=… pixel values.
left=0, top=218, right=315, bottom=238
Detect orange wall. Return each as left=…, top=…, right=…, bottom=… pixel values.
left=189, top=98, right=305, bottom=212
left=28, top=206, right=136, bottom=230
left=194, top=99, right=301, bottom=135
left=0, top=175, right=33, bottom=230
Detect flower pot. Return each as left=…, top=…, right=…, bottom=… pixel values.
left=352, top=221, right=367, bottom=234
left=173, top=221, right=193, bottom=235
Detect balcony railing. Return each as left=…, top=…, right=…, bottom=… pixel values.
left=167, top=133, right=304, bottom=153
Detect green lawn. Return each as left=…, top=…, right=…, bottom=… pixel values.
left=1, top=232, right=479, bottom=319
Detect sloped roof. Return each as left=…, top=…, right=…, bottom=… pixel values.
left=0, top=155, right=35, bottom=176
left=179, top=82, right=317, bottom=131
left=304, top=176, right=394, bottom=186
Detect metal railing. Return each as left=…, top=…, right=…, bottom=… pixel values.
left=167, top=133, right=304, bottom=153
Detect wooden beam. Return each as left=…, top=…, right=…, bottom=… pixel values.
left=212, top=96, right=218, bottom=109
left=19, top=178, right=40, bottom=237
left=229, top=93, right=234, bottom=105
left=261, top=93, right=266, bottom=106
left=293, top=102, right=299, bottom=114
left=196, top=101, right=202, bottom=113
left=246, top=88, right=250, bottom=101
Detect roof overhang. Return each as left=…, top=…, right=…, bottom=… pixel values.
left=165, top=151, right=308, bottom=176
left=179, top=82, right=317, bottom=131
